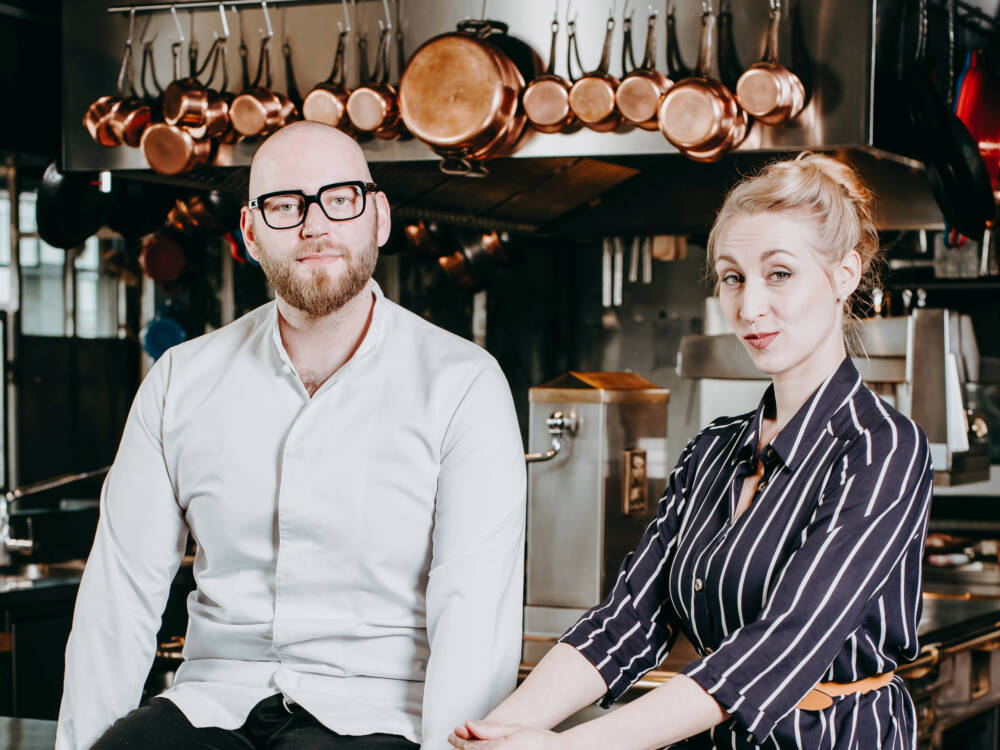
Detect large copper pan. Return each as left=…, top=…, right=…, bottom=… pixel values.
left=84, top=24, right=149, bottom=147
left=735, top=0, right=805, bottom=125
left=616, top=11, right=672, bottom=130
left=521, top=16, right=578, bottom=134
left=141, top=122, right=214, bottom=175
left=568, top=14, right=623, bottom=132
left=398, top=19, right=539, bottom=175
left=658, top=8, right=747, bottom=159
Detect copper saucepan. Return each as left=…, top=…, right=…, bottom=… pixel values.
left=187, top=40, right=233, bottom=141
left=303, top=3, right=352, bottom=131
left=735, top=0, right=805, bottom=125
left=84, top=12, right=149, bottom=148
left=162, top=36, right=217, bottom=128
left=522, top=14, right=579, bottom=134
left=347, top=13, right=405, bottom=140
left=568, top=12, right=623, bottom=132
left=658, top=6, right=747, bottom=159
left=616, top=10, right=672, bottom=130
left=399, top=18, right=537, bottom=175
left=230, top=35, right=284, bottom=137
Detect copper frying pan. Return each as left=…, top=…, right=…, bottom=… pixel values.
left=568, top=12, right=623, bottom=132
left=230, top=35, right=284, bottom=137
left=616, top=10, right=672, bottom=130
left=84, top=12, right=146, bottom=147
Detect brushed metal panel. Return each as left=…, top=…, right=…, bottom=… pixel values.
left=526, top=401, right=604, bottom=608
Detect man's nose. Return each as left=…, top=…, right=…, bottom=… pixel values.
left=300, top=200, right=329, bottom=236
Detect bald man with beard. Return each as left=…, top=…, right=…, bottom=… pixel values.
left=56, top=122, right=526, bottom=750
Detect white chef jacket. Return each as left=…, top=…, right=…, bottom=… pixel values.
left=56, top=281, right=527, bottom=750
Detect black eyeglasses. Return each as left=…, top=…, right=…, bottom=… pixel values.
left=248, top=181, right=379, bottom=229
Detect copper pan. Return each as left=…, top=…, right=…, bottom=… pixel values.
left=188, top=42, right=233, bottom=140
left=84, top=27, right=143, bottom=147
left=230, top=36, right=284, bottom=137
left=141, top=122, right=214, bottom=176
left=568, top=12, right=623, bottom=132
left=522, top=15, right=578, bottom=134
left=347, top=18, right=404, bottom=139
left=658, top=8, right=745, bottom=155
left=303, top=15, right=352, bottom=130
left=399, top=19, right=537, bottom=176
left=616, top=10, right=672, bottom=130
left=735, top=0, right=805, bottom=125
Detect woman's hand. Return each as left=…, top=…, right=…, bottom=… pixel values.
left=448, top=720, right=563, bottom=750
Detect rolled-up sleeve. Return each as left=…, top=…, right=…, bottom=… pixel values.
left=56, top=355, right=188, bottom=750
left=558, top=438, right=699, bottom=703
left=420, top=361, right=526, bottom=750
left=680, top=417, right=933, bottom=743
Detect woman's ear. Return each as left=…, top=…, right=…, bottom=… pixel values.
left=835, top=250, right=863, bottom=301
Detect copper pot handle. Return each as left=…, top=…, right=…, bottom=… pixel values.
left=543, top=19, right=560, bottom=76
left=666, top=2, right=690, bottom=78
left=695, top=7, right=717, bottom=78
left=763, top=1, right=781, bottom=64
left=621, top=12, right=637, bottom=77
left=326, top=30, right=349, bottom=86
left=596, top=13, right=615, bottom=74
left=566, top=18, right=585, bottom=82
left=141, top=41, right=163, bottom=97
left=641, top=11, right=658, bottom=70
left=358, top=34, right=370, bottom=83
left=283, top=42, right=302, bottom=106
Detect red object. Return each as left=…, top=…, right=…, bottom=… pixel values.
left=954, top=50, right=1000, bottom=192
left=140, top=232, right=187, bottom=282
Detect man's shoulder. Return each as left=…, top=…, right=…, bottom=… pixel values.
left=383, top=297, right=495, bottom=370
left=165, top=302, right=272, bottom=364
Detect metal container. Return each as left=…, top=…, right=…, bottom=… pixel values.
left=523, top=371, right=668, bottom=659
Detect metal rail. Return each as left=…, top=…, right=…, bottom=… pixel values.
left=107, top=0, right=377, bottom=13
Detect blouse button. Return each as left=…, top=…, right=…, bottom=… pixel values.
left=694, top=578, right=704, bottom=592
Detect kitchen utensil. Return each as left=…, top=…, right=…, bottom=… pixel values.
left=347, top=0, right=404, bottom=139
left=658, top=3, right=747, bottom=160
left=302, top=1, right=352, bottom=130
left=666, top=1, right=691, bottom=79
left=616, top=10, right=672, bottom=130
left=717, top=0, right=743, bottom=92
left=35, top=162, right=112, bottom=250
left=522, top=8, right=579, bottom=134
left=84, top=9, right=148, bottom=147
left=399, top=18, right=538, bottom=175
left=568, top=9, right=623, bottom=131
left=230, top=3, right=284, bottom=137
left=736, top=0, right=806, bottom=126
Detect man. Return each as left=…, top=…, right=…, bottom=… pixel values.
left=56, top=121, right=527, bottom=750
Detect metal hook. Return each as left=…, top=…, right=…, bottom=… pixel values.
left=125, top=7, right=136, bottom=46
left=769, top=0, right=780, bottom=10
left=216, top=3, right=230, bottom=40
left=170, top=5, right=185, bottom=43
left=701, top=0, right=713, bottom=15
left=623, top=0, right=634, bottom=20
left=481, top=0, right=487, bottom=20
left=339, top=0, right=351, bottom=33
left=380, top=0, right=392, bottom=30
left=567, top=0, right=578, bottom=24
left=259, top=0, right=274, bottom=39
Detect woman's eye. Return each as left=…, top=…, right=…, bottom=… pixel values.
left=721, top=273, right=743, bottom=286
left=770, top=270, right=791, bottom=281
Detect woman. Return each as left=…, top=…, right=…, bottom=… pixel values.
left=450, top=154, right=933, bottom=749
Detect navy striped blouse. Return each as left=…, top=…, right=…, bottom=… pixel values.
left=560, top=356, right=933, bottom=749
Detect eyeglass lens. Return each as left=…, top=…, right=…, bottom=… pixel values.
left=261, top=185, right=366, bottom=228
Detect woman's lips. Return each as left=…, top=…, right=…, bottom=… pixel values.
left=744, top=332, right=778, bottom=350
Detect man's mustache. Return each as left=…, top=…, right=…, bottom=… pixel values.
left=293, top=240, right=352, bottom=260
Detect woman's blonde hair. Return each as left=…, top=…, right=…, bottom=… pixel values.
left=705, top=153, right=883, bottom=348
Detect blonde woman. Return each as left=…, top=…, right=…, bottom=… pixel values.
left=451, top=154, right=933, bottom=749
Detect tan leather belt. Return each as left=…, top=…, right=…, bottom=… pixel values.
left=797, top=671, right=896, bottom=711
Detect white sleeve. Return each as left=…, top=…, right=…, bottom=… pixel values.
left=420, top=361, right=526, bottom=750
left=56, top=355, right=188, bottom=750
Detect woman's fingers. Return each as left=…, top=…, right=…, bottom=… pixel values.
left=466, top=720, right=520, bottom=740
left=453, top=724, right=473, bottom=739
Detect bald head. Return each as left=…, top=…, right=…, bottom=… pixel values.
left=248, top=121, right=372, bottom=198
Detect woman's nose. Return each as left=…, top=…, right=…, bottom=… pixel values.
left=739, top=278, right=769, bottom=323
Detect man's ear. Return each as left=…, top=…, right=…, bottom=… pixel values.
left=240, top=206, right=261, bottom=263
left=375, top=192, right=391, bottom=248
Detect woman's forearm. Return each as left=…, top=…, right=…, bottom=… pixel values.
left=485, top=643, right=609, bottom=729
left=560, top=674, right=727, bottom=750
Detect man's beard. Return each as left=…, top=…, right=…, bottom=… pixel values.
left=256, top=229, right=379, bottom=318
